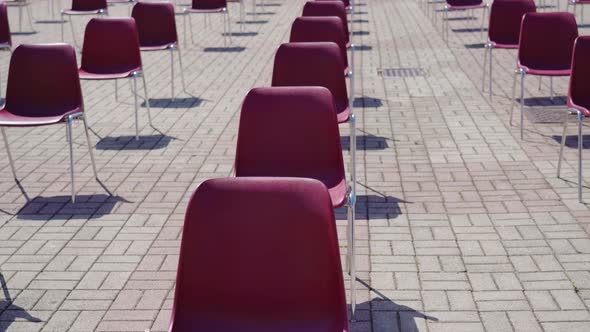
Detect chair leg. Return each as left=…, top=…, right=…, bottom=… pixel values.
left=538, top=76, right=542, bottom=91
left=240, top=0, right=244, bottom=31
left=223, top=10, right=227, bottom=46
left=520, top=73, right=526, bottom=139
left=26, top=4, right=34, bottom=32
left=482, top=44, right=488, bottom=92
left=550, top=77, right=554, bottom=100
left=141, top=73, right=153, bottom=128
left=66, top=116, right=75, bottom=203
left=578, top=111, right=583, bottom=203
left=18, top=6, right=22, bottom=32
left=115, top=80, right=119, bottom=102
left=177, top=47, right=188, bottom=94
left=347, top=193, right=356, bottom=322
left=190, top=14, right=195, bottom=44
left=170, top=47, right=175, bottom=101
left=81, top=114, right=98, bottom=179
left=479, top=6, right=486, bottom=40
left=510, top=69, right=518, bottom=125
left=227, top=10, right=232, bottom=45
left=558, top=110, right=570, bottom=179
left=61, top=13, right=64, bottom=42
left=133, top=75, right=139, bottom=140
left=69, top=15, right=78, bottom=48
left=183, top=11, right=187, bottom=45
left=488, top=46, right=492, bottom=100
left=1, top=127, right=17, bottom=181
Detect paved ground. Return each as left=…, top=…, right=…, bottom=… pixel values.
left=1, top=0, right=590, bottom=331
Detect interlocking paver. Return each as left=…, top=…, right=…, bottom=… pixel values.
left=0, top=0, right=588, bottom=331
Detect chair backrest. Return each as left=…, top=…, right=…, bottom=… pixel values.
left=80, top=18, right=142, bottom=74
left=0, top=2, right=11, bottom=46
left=446, top=0, right=483, bottom=7
left=191, top=0, right=227, bottom=9
left=71, top=0, right=107, bottom=11
left=316, top=0, right=351, bottom=8
left=132, top=2, right=178, bottom=47
left=518, top=12, right=578, bottom=71
left=235, top=87, right=346, bottom=188
left=290, top=16, right=348, bottom=69
left=488, top=0, right=536, bottom=45
left=5, top=44, right=83, bottom=117
left=272, top=42, right=349, bottom=115
left=568, top=36, right=590, bottom=111
left=302, top=1, right=349, bottom=42
left=169, top=177, right=348, bottom=331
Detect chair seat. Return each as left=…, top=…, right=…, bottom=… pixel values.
left=0, top=108, right=80, bottom=127
left=329, top=178, right=348, bottom=208
left=186, top=7, right=226, bottom=13
left=107, top=0, right=133, bottom=3
left=140, top=42, right=176, bottom=51
left=489, top=41, right=518, bottom=49
left=518, top=64, right=571, bottom=76
left=79, top=67, right=141, bottom=80
left=447, top=3, right=486, bottom=9
left=62, top=9, right=105, bottom=15
left=336, top=105, right=351, bottom=123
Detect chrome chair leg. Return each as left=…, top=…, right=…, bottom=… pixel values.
left=510, top=69, right=518, bottom=125
left=1, top=127, right=17, bottom=181
left=133, top=75, right=139, bottom=140
left=227, top=9, right=232, bottom=45
left=577, top=111, right=583, bottom=203
left=240, top=0, right=244, bottom=31
left=348, top=191, right=356, bottom=322
left=170, top=47, right=175, bottom=101
left=66, top=116, right=75, bottom=202
left=115, top=80, right=119, bottom=102
left=488, top=46, right=492, bottom=100
left=141, top=73, right=152, bottom=127
left=550, top=76, right=554, bottom=100
left=223, top=10, right=227, bottom=46
left=520, top=72, right=526, bottom=139
left=176, top=47, right=188, bottom=94
left=479, top=5, right=486, bottom=40
left=558, top=110, right=571, bottom=179
left=61, top=13, right=64, bottom=42
left=81, top=114, right=98, bottom=179
left=482, top=44, right=488, bottom=92
left=26, top=4, right=34, bottom=31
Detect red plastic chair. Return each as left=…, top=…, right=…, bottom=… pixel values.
left=235, top=86, right=357, bottom=319
left=5, top=0, right=33, bottom=32
left=482, top=0, right=536, bottom=100
left=510, top=12, right=578, bottom=139
left=568, top=0, right=590, bottom=23
left=289, top=16, right=350, bottom=76
left=0, top=2, right=12, bottom=97
left=302, top=1, right=350, bottom=46
left=442, top=0, right=489, bottom=44
left=61, top=0, right=108, bottom=48
left=132, top=2, right=188, bottom=101
left=79, top=17, right=152, bottom=140
left=183, top=0, right=232, bottom=46
left=0, top=44, right=98, bottom=203
left=557, top=36, right=590, bottom=203
left=169, top=177, right=349, bottom=331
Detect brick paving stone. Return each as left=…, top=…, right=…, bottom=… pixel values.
left=0, top=0, right=589, bottom=331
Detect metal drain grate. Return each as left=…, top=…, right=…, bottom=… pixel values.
left=378, top=67, right=426, bottom=77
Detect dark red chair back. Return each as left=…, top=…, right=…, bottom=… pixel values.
left=302, top=1, right=349, bottom=43
left=71, top=0, right=107, bottom=11
left=170, top=177, right=348, bottom=331
left=290, top=16, right=348, bottom=69
left=568, top=36, right=590, bottom=112
left=191, top=0, right=227, bottom=10
left=518, top=12, right=578, bottom=71
left=271, top=42, right=349, bottom=117
left=80, top=18, right=142, bottom=74
left=132, top=2, right=178, bottom=47
left=6, top=44, right=83, bottom=117
left=488, top=0, right=536, bottom=46
left=446, top=0, right=483, bottom=6
left=0, top=2, right=11, bottom=46
left=235, top=87, right=346, bottom=189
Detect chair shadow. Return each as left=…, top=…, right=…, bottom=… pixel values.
left=236, top=20, right=268, bottom=24
left=464, top=42, right=485, bottom=49
left=143, top=97, right=204, bottom=108
left=203, top=46, right=246, bottom=52
left=0, top=273, right=42, bottom=332
left=341, top=135, right=390, bottom=150
left=336, top=193, right=408, bottom=220
left=246, top=11, right=275, bottom=15
left=223, top=32, right=258, bottom=37
left=16, top=194, right=128, bottom=220
left=10, top=31, right=36, bottom=36
left=518, top=96, right=566, bottom=107
left=35, top=20, right=65, bottom=24
left=577, top=24, right=590, bottom=28
left=551, top=135, right=590, bottom=149
left=354, top=96, right=383, bottom=108
left=354, top=11, right=369, bottom=15
left=256, top=2, right=281, bottom=6
left=352, top=19, right=369, bottom=23
left=353, top=279, right=438, bottom=328
left=96, top=134, right=174, bottom=150
left=355, top=45, right=372, bottom=51
left=451, top=27, right=487, bottom=33
left=352, top=30, right=370, bottom=36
